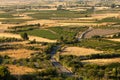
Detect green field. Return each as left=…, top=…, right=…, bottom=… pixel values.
left=73, top=39, right=120, bottom=52
left=0, top=19, right=33, bottom=24
left=28, top=10, right=91, bottom=19
left=97, top=17, right=120, bottom=23
left=19, top=29, right=58, bottom=40
left=0, top=13, right=14, bottom=18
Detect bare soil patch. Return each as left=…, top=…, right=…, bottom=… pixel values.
left=61, top=47, right=103, bottom=56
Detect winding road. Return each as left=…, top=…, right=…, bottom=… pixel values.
left=77, top=27, right=93, bottom=41
left=50, top=46, right=73, bottom=76
left=51, top=58, right=73, bottom=76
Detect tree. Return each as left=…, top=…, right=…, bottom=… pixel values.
left=117, top=33, right=120, bottom=37
left=57, top=5, right=63, bottom=10
left=92, top=35, right=101, bottom=39
left=111, top=4, right=116, bottom=8
left=0, top=66, right=12, bottom=80
left=20, top=33, right=29, bottom=40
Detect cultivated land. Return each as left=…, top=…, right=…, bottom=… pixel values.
left=84, top=29, right=120, bottom=38
left=6, top=65, right=36, bottom=75
left=61, top=47, right=103, bottom=56
left=0, top=2, right=120, bottom=80
left=108, top=39, right=120, bottom=42
left=82, top=58, right=120, bottom=65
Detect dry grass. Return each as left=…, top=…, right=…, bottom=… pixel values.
left=91, top=13, right=120, bottom=20
left=6, top=65, right=35, bottom=75
left=0, top=49, right=35, bottom=59
left=61, top=47, right=103, bottom=56
left=108, top=39, right=120, bottom=42
left=12, top=14, right=33, bottom=19
left=82, top=58, right=120, bottom=65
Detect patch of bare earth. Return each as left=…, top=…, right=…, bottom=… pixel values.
left=6, top=65, right=35, bottom=75
left=0, top=49, right=35, bottom=59
left=82, top=58, right=120, bottom=65
left=61, top=47, right=103, bottom=56
left=84, top=29, right=120, bottom=38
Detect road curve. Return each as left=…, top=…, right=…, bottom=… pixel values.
left=51, top=58, right=73, bottom=76
left=77, top=27, right=93, bottom=41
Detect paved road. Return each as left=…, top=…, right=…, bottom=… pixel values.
left=50, top=46, right=73, bottom=76
left=77, top=27, right=93, bottom=41
left=51, top=58, right=73, bottom=76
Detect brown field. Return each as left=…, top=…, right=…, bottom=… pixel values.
left=0, top=49, right=35, bottom=59
left=61, top=47, right=103, bottom=56
left=82, top=58, right=120, bottom=65
left=6, top=65, right=35, bottom=75
left=84, top=29, right=120, bottom=38
left=12, top=14, right=33, bottom=19
left=91, top=13, right=120, bottom=20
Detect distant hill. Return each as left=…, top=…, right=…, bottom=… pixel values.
left=0, top=0, right=120, bottom=6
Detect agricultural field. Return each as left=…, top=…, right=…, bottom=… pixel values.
left=82, top=58, right=120, bottom=65
left=0, top=2, right=120, bottom=80
left=84, top=29, right=120, bottom=38
left=0, top=37, right=55, bottom=79
left=60, top=47, right=103, bottom=56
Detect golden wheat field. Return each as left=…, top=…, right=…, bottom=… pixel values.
left=61, top=47, right=103, bottom=56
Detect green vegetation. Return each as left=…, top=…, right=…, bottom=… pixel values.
left=72, top=39, right=120, bottom=52
left=98, top=17, right=120, bottom=23
left=59, top=55, right=120, bottom=80
left=1, top=4, right=120, bottom=80
left=0, top=66, right=17, bottom=80
left=28, top=10, right=91, bottom=19
left=20, top=29, right=58, bottom=40
left=20, top=33, right=29, bottom=40
left=0, top=19, right=33, bottom=24
left=0, top=37, right=22, bottom=43
left=8, top=25, right=87, bottom=40
left=0, top=13, right=14, bottom=18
